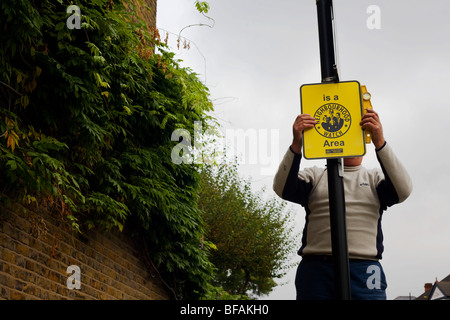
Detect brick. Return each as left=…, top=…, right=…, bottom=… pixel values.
left=10, top=290, right=27, bottom=300
left=0, top=235, right=16, bottom=251
left=1, top=249, right=16, bottom=264
left=15, top=243, right=30, bottom=256
left=15, top=256, right=26, bottom=268
left=0, top=286, right=10, bottom=299
left=48, top=271, right=63, bottom=284
left=14, top=279, right=26, bottom=291
left=24, top=283, right=38, bottom=296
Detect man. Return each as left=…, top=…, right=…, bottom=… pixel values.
left=273, top=109, right=412, bottom=300
left=331, top=112, right=344, bottom=132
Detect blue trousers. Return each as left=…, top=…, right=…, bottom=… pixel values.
left=295, top=256, right=387, bottom=300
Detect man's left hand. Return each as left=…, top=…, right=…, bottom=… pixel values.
left=360, top=109, right=386, bottom=149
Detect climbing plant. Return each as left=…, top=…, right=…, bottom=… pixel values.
left=0, top=0, right=215, bottom=299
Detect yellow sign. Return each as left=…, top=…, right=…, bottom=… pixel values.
left=360, top=85, right=373, bottom=144
left=300, top=81, right=366, bottom=159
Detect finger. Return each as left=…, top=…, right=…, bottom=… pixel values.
left=360, top=119, right=381, bottom=131
left=301, top=120, right=318, bottom=127
left=360, top=117, right=377, bottom=126
left=362, top=109, right=380, bottom=121
left=362, top=110, right=379, bottom=118
left=295, top=114, right=312, bottom=123
left=300, top=116, right=317, bottom=123
left=295, top=117, right=317, bottom=126
left=361, top=113, right=381, bottom=123
left=364, top=109, right=378, bottom=115
left=302, top=123, right=316, bottom=129
left=296, top=115, right=315, bottom=123
left=361, top=114, right=380, bottom=125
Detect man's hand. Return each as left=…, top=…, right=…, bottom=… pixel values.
left=360, top=109, right=386, bottom=150
left=291, top=114, right=317, bottom=154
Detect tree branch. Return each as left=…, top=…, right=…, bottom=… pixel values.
left=0, top=81, right=22, bottom=96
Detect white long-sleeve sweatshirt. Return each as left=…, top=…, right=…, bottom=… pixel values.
left=273, top=142, right=412, bottom=260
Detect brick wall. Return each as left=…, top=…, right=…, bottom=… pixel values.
left=138, top=0, right=157, bottom=28
left=0, top=204, right=169, bottom=300
left=126, top=0, right=157, bottom=29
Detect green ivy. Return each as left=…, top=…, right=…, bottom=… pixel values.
left=0, top=0, right=214, bottom=299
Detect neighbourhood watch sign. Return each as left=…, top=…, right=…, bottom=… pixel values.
left=300, top=81, right=366, bottom=159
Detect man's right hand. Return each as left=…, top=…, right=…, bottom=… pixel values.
left=291, top=114, right=317, bottom=154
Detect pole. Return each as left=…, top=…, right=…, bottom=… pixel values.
left=316, top=0, right=351, bottom=300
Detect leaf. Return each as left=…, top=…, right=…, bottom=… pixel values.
left=20, top=95, right=29, bottom=107
left=55, top=22, right=65, bottom=31
left=6, top=159, right=17, bottom=170
left=35, top=66, right=42, bottom=77
left=205, top=241, right=217, bottom=250
left=5, top=130, right=19, bottom=152
left=195, top=1, right=210, bottom=14
left=7, top=135, right=15, bottom=151
left=5, top=117, right=14, bottom=127
left=123, top=106, right=131, bottom=115
left=28, top=80, right=37, bottom=92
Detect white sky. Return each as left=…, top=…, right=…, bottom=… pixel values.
left=157, top=0, right=450, bottom=300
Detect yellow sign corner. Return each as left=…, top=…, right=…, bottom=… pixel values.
left=300, top=81, right=366, bottom=160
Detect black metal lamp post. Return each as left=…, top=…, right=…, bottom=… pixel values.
left=316, top=0, right=352, bottom=300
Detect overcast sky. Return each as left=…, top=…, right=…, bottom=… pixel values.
left=157, top=0, right=450, bottom=300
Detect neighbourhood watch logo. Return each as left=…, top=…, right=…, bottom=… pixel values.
left=314, top=103, right=351, bottom=139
